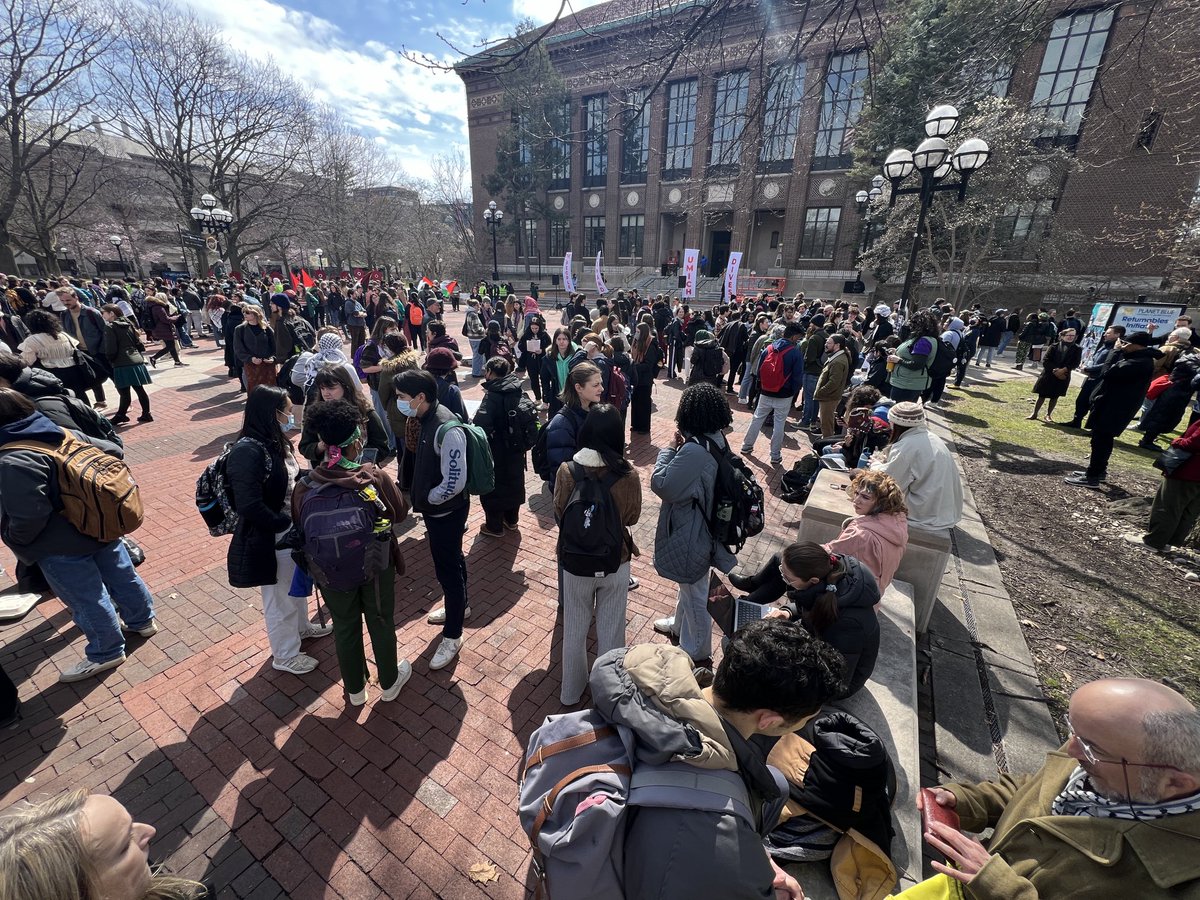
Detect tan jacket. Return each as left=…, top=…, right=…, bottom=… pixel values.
left=946, top=749, right=1200, bottom=899
left=815, top=349, right=852, bottom=401
left=553, top=448, right=641, bottom=562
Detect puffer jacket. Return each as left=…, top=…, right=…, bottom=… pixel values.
left=542, top=405, right=588, bottom=489
left=779, top=555, right=881, bottom=697
left=651, top=431, right=736, bottom=584
left=590, top=644, right=785, bottom=900
left=225, top=435, right=291, bottom=588
left=1142, top=352, right=1200, bottom=436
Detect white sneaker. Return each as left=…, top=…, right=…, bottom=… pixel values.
left=59, top=655, right=126, bottom=683
left=272, top=653, right=318, bottom=674
left=430, top=637, right=463, bottom=670
left=426, top=606, right=471, bottom=624
left=121, top=619, right=158, bottom=638
left=653, top=616, right=678, bottom=637
left=628, top=576, right=640, bottom=591
left=300, top=622, right=333, bottom=639
left=380, top=659, right=413, bottom=701
left=348, top=687, right=368, bottom=706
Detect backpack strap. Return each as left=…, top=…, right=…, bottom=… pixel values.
left=523, top=725, right=618, bottom=773
left=628, top=764, right=755, bottom=830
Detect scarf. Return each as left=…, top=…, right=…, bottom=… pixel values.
left=1051, top=765, right=1200, bottom=820
left=323, top=425, right=363, bottom=470
left=304, top=333, right=350, bottom=387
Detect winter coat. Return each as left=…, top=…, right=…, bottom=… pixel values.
left=552, top=447, right=641, bottom=563
left=779, top=555, right=881, bottom=697
left=0, top=412, right=123, bottom=564
left=541, top=351, right=574, bottom=406
left=1018, top=320, right=1056, bottom=345
left=542, top=405, right=588, bottom=489
left=814, top=348, right=852, bottom=402
left=102, top=317, right=145, bottom=369
left=409, top=399, right=469, bottom=517
left=757, top=338, right=804, bottom=398
left=686, top=337, right=725, bottom=386
left=377, top=350, right=421, bottom=441
left=462, top=308, right=487, bottom=340
left=719, top=321, right=750, bottom=360
left=233, top=322, right=276, bottom=365
left=1087, top=346, right=1159, bottom=436
left=1032, top=341, right=1083, bottom=399
left=944, top=750, right=1200, bottom=899
left=824, top=511, right=908, bottom=591
left=958, top=325, right=981, bottom=362
left=225, top=435, right=292, bottom=588
left=1142, top=353, right=1200, bottom=437
left=980, top=315, right=1005, bottom=348
left=651, top=432, right=736, bottom=584
left=517, top=328, right=550, bottom=371
left=871, top=425, right=964, bottom=531
left=1152, top=339, right=1191, bottom=378
left=473, top=373, right=529, bottom=510
left=590, top=644, right=787, bottom=900
left=146, top=297, right=179, bottom=341
left=888, top=336, right=936, bottom=392
left=802, top=329, right=828, bottom=376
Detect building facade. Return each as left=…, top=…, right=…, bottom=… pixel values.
left=458, top=0, right=1200, bottom=306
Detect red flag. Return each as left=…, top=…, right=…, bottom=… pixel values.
left=420, top=276, right=434, bottom=288
left=301, top=269, right=314, bottom=288
left=289, top=271, right=300, bottom=291
left=444, top=280, right=458, bottom=294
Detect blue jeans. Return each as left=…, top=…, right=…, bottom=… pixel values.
left=741, top=394, right=792, bottom=464
left=39, top=541, right=154, bottom=664
left=673, top=573, right=712, bottom=662
left=996, top=331, right=1014, bottom=354
left=975, top=345, right=995, bottom=366
left=469, top=339, right=484, bottom=377
left=800, top=373, right=819, bottom=425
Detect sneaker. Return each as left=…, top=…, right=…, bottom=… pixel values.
left=739, top=446, right=753, bottom=456
left=479, top=525, right=504, bottom=537
left=272, top=653, right=318, bottom=674
left=1067, top=470, right=1107, bottom=482
left=380, top=659, right=413, bottom=701
left=174, top=362, right=188, bottom=367
left=120, top=619, right=158, bottom=638
left=137, top=414, right=154, bottom=423
left=628, top=575, right=640, bottom=591
left=1064, top=473, right=1101, bottom=489
left=110, top=414, right=130, bottom=425
left=1121, top=532, right=1165, bottom=553
left=59, top=655, right=125, bottom=683
left=299, top=622, right=333, bottom=640
left=427, top=606, right=471, bottom=624
left=430, top=637, right=463, bottom=670
left=348, top=687, right=368, bottom=706
left=653, top=616, right=678, bottom=637
left=770, top=458, right=783, bottom=466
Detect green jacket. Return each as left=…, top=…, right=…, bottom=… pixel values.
left=814, top=348, right=851, bottom=401
left=887, top=335, right=935, bottom=392
left=946, top=750, right=1200, bottom=899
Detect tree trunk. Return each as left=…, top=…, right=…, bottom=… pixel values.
left=0, top=222, right=18, bottom=274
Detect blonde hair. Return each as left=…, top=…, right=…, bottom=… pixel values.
left=0, top=790, right=205, bottom=900
left=849, top=469, right=908, bottom=516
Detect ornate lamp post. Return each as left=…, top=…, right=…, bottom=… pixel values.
left=481, top=200, right=504, bottom=283
left=189, top=192, right=234, bottom=259
left=882, top=104, right=990, bottom=313
left=315, top=248, right=325, bottom=277
left=109, top=235, right=126, bottom=275
left=855, top=175, right=886, bottom=252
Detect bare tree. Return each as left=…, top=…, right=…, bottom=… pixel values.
left=427, top=149, right=476, bottom=275
left=11, top=132, right=105, bottom=273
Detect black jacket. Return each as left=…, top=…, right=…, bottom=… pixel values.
left=473, top=374, right=528, bottom=510
left=1143, top=353, right=1200, bottom=436
left=409, top=400, right=469, bottom=517
left=9, top=367, right=119, bottom=445
left=719, top=321, right=749, bottom=359
left=980, top=315, right=1005, bottom=347
left=233, top=322, right=275, bottom=365
left=225, top=436, right=291, bottom=588
left=1088, top=346, right=1159, bottom=436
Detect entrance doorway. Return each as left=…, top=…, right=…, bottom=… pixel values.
left=708, top=230, right=731, bottom=278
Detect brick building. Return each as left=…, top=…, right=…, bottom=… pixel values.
left=457, top=0, right=1200, bottom=307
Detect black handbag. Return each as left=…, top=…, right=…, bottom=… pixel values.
left=120, top=535, right=145, bottom=567
left=1153, top=446, right=1192, bottom=475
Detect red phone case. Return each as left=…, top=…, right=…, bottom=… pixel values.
left=921, top=788, right=961, bottom=836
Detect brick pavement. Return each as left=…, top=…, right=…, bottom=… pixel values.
left=0, top=312, right=817, bottom=898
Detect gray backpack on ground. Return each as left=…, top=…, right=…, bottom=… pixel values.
left=518, top=708, right=765, bottom=900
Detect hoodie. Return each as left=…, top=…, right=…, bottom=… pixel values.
left=824, top=511, right=908, bottom=591
left=590, top=644, right=785, bottom=900
left=0, top=412, right=122, bottom=563
left=780, top=555, right=881, bottom=697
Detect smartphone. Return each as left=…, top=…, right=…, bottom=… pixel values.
left=920, top=788, right=961, bottom=838
left=360, top=448, right=379, bottom=465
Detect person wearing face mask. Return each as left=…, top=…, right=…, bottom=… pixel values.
left=394, top=369, right=472, bottom=671
left=0, top=790, right=206, bottom=900
left=1028, top=327, right=1082, bottom=422
left=225, top=386, right=332, bottom=676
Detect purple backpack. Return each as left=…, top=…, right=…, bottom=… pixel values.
left=298, top=481, right=389, bottom=591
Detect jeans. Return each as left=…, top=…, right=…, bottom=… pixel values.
left=741, top=394, right=792, bottom=463
left=262, top=542, right=306, bottom=661
left=424, top=504, right=470, bottom=640
left=469, top=339, right=484, bottom=377
left=673, top=572, right=713, bottom=662
left=560, top=560, right=630, bottom=704
left=175, top=318, right=194, bottom=348
left=800, top=373, right=819, bottom=425
left=974, top=345, right=995, bottom=366
left=889, top=387, right=923, bottom=403
left=738, top=372, right=755, bottom=406
left=39, top=540, right=154, bottom=664
left=322, top=565, right=397, bottom=694
left=997, top=331, right=1014, bottom=354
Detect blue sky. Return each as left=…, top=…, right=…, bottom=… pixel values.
left=172, top=0, right=605, bottom=184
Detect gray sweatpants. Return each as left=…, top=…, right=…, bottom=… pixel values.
left=559, top=561, right=630, bottom=704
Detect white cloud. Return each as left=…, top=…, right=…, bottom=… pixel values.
left=511, top=0, right=608, bottom=26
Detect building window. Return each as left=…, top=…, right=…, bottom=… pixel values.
left=1030, top=8, right=1115, bottom=142
left=759, top=62, right=806, bottom=170
left=621, top=89, right=650, bottom=183
left=769, top=230, right=780, bottom=249
left=619, top=214, right=645, bottom=258
left=549, top=99, right=572, bottom=190
left=515, top=113, right=533, bottom=167
left=663, top=78, right=698, bottom=179
left=521, top=219, right=539, bottom=259
left=583, top=216, right=606, bottom=256
left=583, top=95, right=608, bottom=188
left=549, top=219, right=570, bottom=258
left=981, top=62, right=1012, bottom=98
left=709, top=70, right=749, bottom=174
left=995, top=199, right=1055, bottom=260
left=812, top=50, right=868, bottom=171
left=799, top=208, right=842, bottom=259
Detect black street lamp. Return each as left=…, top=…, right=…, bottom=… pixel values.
left=109, top=235, right=127, bottom=275
left=93, top=250, right=101, bottom=275
left=481, top=200, right=504, bottom=283
left=882, top=104, right=990, bottom=314
left=315, top=248, right=325, bottom=277
left=855, top=175, right=886, bottom=253
left=189, top=192, right=234, bottom=260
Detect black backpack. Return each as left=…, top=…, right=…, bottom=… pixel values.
left=531, top=424, right=554, bottom=481
left=927, top=339, right=956, bottom=379
left=557, top=463, right=624, bottom=577
left=477, top=388, right=540, bottom=453
left=692, top=435, right=765, bottom=553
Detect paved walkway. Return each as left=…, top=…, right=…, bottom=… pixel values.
left=0, top=316, right=821, bottom=899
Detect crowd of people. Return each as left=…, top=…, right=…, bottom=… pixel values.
left=0, top=269, right=1198, bottom=899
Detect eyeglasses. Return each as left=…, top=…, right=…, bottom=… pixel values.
left=1065, top=714, right=1180, bottom=770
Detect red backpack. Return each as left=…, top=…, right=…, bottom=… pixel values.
left=606, top=366, right=628, bottom=410
left=758, top=343, right=790, bottom=393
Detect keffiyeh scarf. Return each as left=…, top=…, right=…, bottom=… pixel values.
left=303, top=333, right=351, bottom=387
left=1051, top=765, right=1200, bottom=820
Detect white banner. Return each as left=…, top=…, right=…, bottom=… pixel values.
left=594, top=252, right=608, bottom=295
left=1110, top=303, right=1185, bottom=337
left=724, top=251, right=743, bottom=300
left=562, top=251, right=575, bottom=293
left=682, top=248, right=699, bottom=299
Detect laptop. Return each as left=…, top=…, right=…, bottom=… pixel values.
left=707, top=572, right=771, bottom=637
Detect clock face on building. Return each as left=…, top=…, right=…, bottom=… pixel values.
left=1027, top=164, right=1051, bottom=186
left=626, top=191, right=639, bottom=206
left=553, top=195, right=565, bottom=210
left=817, top=177, right=837, bottom=197
left=588, top=193, right=601, bottom=208
left=668, top=188, right=682, bottom=204
left=762, top=182, right=780, bottom=199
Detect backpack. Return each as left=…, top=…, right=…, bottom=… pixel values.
left=297, top=481, right=391, bottom=591
left=691, top=435, right=764, bottom=554
left=1, top=433, right=143, bottom=543
left=435, top=416, right=496, bottom=495
left=531, top=424, right=554, bottom=481
left=926, top=339, right=955, bottom=379
left=491, top=337, right=514, bottom=363
left=697, top=345, right=723, bottom=378
left=409, top=303, right=424, bottom=327
left=758, top=343, right=790, bottom=393
left=195, top=438, right=272, bottom=536
left=519, top=707, right=776, bottom=900
left=557, top=463, right=624, bottom=577
left=605, top=366, right=628, bottom=410
left=475, top=389, right=540, bottom=453
left=352, top=342, right=370, bottom=379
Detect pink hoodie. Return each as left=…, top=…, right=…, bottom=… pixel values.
left=823, top=511, right=909, bottom=590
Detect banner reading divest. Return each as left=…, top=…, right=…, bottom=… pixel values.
left=562, top=252, right=575, bottom=293
left=724, top=251, right=743, bottom=300
left=682, top=248, right=699, bottom=299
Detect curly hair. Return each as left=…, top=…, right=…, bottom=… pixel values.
left=906, top=310, right=941, bottom=339
left=846, top=384, right=882, bottom=411
left=304, top=398, right=361, bottom=447
left=25, top=309, right=61, bottom=337
left=676, top=382, right=732, bottom=436
left=849, top=469, right=908, bottom=516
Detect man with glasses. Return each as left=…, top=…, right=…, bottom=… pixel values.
left=918, top=677, right=1200, bottom=898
